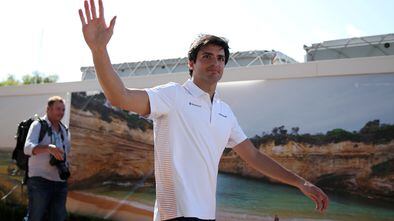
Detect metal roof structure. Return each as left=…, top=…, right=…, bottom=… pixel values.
left=304, top=33, right=394, bottom=61
left=81, top=50, right=297, bottom=80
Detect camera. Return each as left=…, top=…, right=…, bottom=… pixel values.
left=49, top=154, right=71, bottom=180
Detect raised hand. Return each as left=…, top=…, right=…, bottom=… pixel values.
left=78, top=0, right=116, bottom=52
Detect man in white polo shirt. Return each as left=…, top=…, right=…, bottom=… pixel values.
left=79, top=1, right=329, bottom=220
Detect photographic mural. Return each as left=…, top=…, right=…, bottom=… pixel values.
left=1, top=75, right=393, bottom=221
left=65, top=84, right=394, bottom=221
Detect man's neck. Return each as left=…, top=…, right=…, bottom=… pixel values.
left=192, top=78, right=217, bottom=100
left=48, top=118, right=60, bottom=131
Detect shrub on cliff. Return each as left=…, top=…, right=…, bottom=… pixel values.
left=251, top=119, right=394, bottom=147
left=359, top=120, right=394, bottom=144
left=325, top=129, right=359, bottom=143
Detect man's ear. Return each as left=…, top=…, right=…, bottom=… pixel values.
left=188, top=60, right=194, bottom=71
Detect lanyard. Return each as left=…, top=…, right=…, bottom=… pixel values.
left=49, top=127, right=66, bottom=151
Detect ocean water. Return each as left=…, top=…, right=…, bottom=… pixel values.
left=90, top=173, right=394, bottom=221
left=216, top=173, right=394, bottom=221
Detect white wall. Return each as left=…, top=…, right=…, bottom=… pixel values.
left=0, top=92, right=71, bottom=149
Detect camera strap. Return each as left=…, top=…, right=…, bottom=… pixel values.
left=48, top=126, right=66, bottom=159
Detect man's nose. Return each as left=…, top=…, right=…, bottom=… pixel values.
left=212, top=58, right=222, bottom=66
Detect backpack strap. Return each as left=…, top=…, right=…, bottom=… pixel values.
left=59, top=121, right=68, bottom=142
left=59, top=121, right=68, bottom=132
left=37, top=118, right=68, bottom=150
left=54, top=121, right=68, bottom=144
left=37, top=118, right=49, bottom=143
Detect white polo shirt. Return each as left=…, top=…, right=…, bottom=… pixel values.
left=145, top=79, right=247, bottom=221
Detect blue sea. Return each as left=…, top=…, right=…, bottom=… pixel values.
left=94, top=173, right=394, bottom=221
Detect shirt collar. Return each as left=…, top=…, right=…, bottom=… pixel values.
left=43, top=115, right=52, bottom=127
left=43, top=115, right=66, bottom=135
left=183, top=79, right=220, bottom=101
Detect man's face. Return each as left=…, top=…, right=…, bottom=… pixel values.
left=189, top=44, right=226, bottom=84
left=47, top=101, right=65, bottom=122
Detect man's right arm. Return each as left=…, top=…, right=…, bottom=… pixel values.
left=79, top=0, right=150, bottom=116
left=91, top=48, right=150, bottom=116
left=31, top=145, right=63, bottom=160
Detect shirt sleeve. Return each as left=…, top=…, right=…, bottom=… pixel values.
left=144, top=82, right=178, bottom=120
left=24, top=120, right=41, bottom=156
left=65, top=130, right=71, bottom=154
left=226, top=114, right=248, bottom=148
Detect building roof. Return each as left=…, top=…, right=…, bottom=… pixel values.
left=304, top=33, right=394, bottom=61
left=81, top=50, right=297, bottom=80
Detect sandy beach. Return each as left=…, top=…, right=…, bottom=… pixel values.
left=67, top=191, right=153, bottom=221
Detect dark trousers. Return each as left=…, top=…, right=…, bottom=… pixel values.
left=25, top=177, right=68, bottom=221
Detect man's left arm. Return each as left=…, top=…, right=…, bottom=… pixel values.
left=233, top=139, right=329, bottom=213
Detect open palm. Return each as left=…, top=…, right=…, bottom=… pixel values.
left=78, top=0, right=116, bottom=51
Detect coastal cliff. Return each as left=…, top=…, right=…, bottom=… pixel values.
left=68, top=92, right=394, bottom=201
left=68, top=92, right=154, bottom=187
left=219, top=140, right=394, bottom=201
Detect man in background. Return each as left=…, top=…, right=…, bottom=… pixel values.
left=24, top=96, right=71, bottom=221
